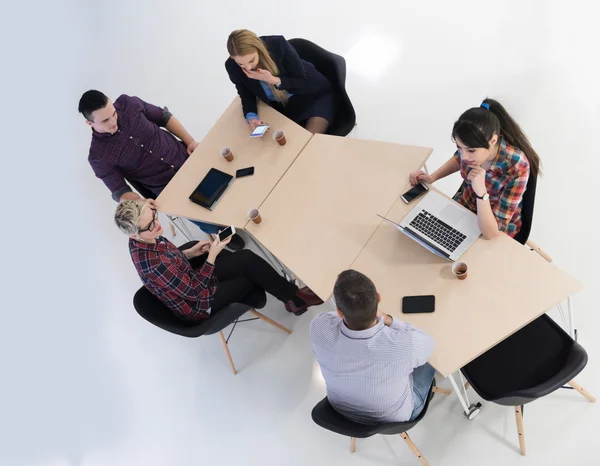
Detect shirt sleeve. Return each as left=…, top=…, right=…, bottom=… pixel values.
left=245, top=112, right=259, bottom=122
left=452, top=150, right=461, bottom=165
left=88, top=155, right=132, bottom=201
left=390, top=319, right=435, bottom=368
left=156, top=259, right=215, bottom=300
left=494, top=166, right=529, bottom=233
left=225, top=59, right=259, bottom=119
left=130, top=95, right=168, bottom=127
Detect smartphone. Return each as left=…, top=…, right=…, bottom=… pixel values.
left=236, top=166, right=255, bottom=178
left=402, top=183, right=429, bottom=204
left=402, top=295, right=435, bottom=314
left=250, top=124, right=269, bottom=138
left=218, top=225, right=236, bottom=242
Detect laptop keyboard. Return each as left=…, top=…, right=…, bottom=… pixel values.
left=409, top=210, right=466, bottom=252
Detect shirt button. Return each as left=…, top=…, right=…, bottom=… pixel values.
left=141, top=144, right=144, bottom=147
left=129, top=136, right=133, bottom=139
left=171, top=165, right=174, bottom=168
left=149, top=150, right=152, bottom=153
left=161, top=158, right=164, bottom=161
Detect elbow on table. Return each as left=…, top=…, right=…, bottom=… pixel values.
left=481, top=229, right=501, bottom=240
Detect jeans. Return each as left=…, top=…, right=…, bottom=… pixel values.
left=190, top=220, right=222, bottom=235
left=409, top=363, right=436, bottom=420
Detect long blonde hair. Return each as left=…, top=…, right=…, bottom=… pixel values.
left=227, top=29, right=288, bottom=105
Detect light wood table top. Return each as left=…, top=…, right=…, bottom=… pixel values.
left=157, top=98, right=312, bottom=228
left=246, top=134, right=432, bottom=299
left=349, top=190, right=583, bottom=377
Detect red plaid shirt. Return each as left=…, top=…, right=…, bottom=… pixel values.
left=129, top=237, right=218, bottom=321
left=453, top=137, right=530, bottom=237
left=88, top=94, right=188, bottom=201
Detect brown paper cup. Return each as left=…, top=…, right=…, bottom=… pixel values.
left=220, top=147, right=234, bottom=162
left=452, top=262, right=468, bottom=280
left=273, top=130, right=286, bottom=146
left=248, top=208, right=262, bottom=224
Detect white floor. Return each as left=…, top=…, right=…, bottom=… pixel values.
left=3, top=0, right=600, bottom=465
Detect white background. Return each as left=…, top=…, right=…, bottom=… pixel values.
left=2, top=1, right=599, bottom=465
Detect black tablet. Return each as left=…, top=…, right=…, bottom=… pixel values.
left=189, top=168, right=234, bottom=210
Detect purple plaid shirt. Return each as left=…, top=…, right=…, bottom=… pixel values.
left=88, top=94, right=188, bottom=201
left=130, top=236, right=218, bottom=321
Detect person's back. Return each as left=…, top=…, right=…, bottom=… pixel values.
left=310, top=270, right=435, bottom=424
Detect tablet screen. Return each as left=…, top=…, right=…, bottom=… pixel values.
left=189, top=168, right=234, bottom=209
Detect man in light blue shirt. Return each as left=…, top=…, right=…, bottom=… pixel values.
left=310, top=270, right=436, bottom=423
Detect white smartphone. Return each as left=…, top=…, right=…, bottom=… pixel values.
left=218, top=225, right=236, bottom=242
left=250, top=124, right=269, bottom=138
left=401, top=183, right=429, bottom=204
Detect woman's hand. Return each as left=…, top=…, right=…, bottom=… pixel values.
left=188, top=240, right=211, bottom=258
left=243, top=67, right=280, bottom=86
left=467, top=166, right=487, bottom=197
left=409, top=170, right=433, bottom=186
left=206, top=234, right=232, bottom=264
left=248, top=118, right=266, bottom=131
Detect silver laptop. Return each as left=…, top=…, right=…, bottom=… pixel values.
left=378, top=190, right=481, bottom=261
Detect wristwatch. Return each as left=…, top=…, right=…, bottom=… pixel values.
left=475, top=191, right=490, bottom=201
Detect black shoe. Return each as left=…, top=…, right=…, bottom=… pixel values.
left=429, top=377, right=437, bottom=402
left=226, top=234, right=245, bottom=251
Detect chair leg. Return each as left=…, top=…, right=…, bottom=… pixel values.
left=568, top=380, right=597, bottom=402
left=432, top=386, right=452, bottom=395
left=526, top=240, right=553, bottom=262
left=218, top=331, right=237, bottom=375
left=349, top=437, right=356, bottom=453
left=515, top=406, right=526, bottom=456
left=249, top=310, right=292, bottom=334
left=400, top=432, right=429, bottom=465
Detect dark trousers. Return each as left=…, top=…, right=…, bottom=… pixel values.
left=187, top=248, right=298, bottom=313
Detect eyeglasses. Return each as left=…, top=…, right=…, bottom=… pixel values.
left=138, top=209, right=158, bottom=233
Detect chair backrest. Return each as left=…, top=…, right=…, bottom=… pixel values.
left=311, top=382, right=434, bottom=438
left=288, top=38, right=356, bottom=137
left=462, top=314, right=588, bottom=405
left=513, top=170, right=537, bottom=245
left=125, top=178, right=157, bottom=200
left=132, top=286, right=257, bottom=338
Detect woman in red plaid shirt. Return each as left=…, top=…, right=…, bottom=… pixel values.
left=410, top=98, right=542, bottom=239
left=115, top=200, right=323, bottom=321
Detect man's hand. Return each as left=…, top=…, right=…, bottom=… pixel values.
left=144, top=198, right=157, bottom=209
left=376, top=310, right=393, bottom=326
left=243, top=67, right=280, bottom=86
left=186, top=141, right=199, bottom=156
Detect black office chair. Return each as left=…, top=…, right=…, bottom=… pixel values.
left=132, top=272, right=292, bottom=375
left=288, top=38, right=356, bottom=137
left=509, top=170, right=553, bottom=262
left=461, top=314, right=595, bottom=456
left=311, top=382, right=449, bottom=465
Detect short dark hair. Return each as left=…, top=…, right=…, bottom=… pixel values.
left=333, top=270, right=378, bottom=330
left=78, top=90, right=109, bottom=121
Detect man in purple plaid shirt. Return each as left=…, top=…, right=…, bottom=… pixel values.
left=79, top=90, right=245, bottom=249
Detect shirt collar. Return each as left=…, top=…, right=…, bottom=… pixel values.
left=130, top=236, right=166, bottom=251
left=92, top=127, right=120, bottom=139
left=340, top=317, right=385, bottom=339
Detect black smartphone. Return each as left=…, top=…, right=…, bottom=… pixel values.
left=236, top=167, right=255, bottom=178
left=402, top=295, right=435, bottom=314
left=218, top=225, right=235, bottom=242
left=401, top=183, right=429, bottom=204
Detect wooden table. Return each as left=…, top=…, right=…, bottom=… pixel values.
left=157, top=99, right=312, bottom=228
left=349, top=189, right=582, bottom=413
left=246, top=134, right=432, bottom=299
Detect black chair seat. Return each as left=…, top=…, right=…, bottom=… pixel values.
left=311, top=382, right=434, bottom=438
left=513, top=170, right=537, bottom=245
left=462, top=314, right=588, bottom=406
left=288, top=38, right=356, bottom=137
left=133, top=285, right=267, bottom=338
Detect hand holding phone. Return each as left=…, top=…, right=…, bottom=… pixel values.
left=250, top=124, right=270, bottom=138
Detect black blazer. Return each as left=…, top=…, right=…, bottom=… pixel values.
left=225, top=35, right=331, bottom=117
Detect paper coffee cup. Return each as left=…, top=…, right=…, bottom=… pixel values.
left=452, top=262, right=468, bottom=280
left=220, top=147, right=234, bottom=162
left=248, top=208, right=262, bottom=224
left=273, top=130, right=286, bottom=146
